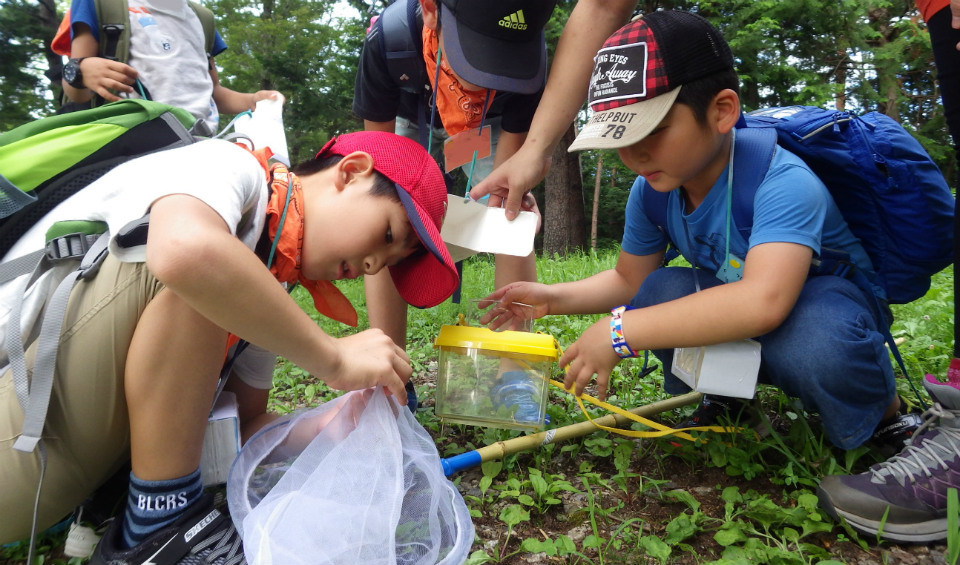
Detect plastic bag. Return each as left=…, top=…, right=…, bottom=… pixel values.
left=227, top=387, right=474, bottom=565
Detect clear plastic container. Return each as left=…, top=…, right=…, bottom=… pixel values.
left=433, top=325, right=557, bottom=431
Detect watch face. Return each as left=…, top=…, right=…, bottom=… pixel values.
left=63, top=62, right=76, bottom=83
left=64, top=60, right=80, bottom=86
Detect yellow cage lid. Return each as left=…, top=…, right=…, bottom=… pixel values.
left=434, top=325, right=558, bottom=359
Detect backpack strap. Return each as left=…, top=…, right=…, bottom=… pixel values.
left=188, top=0, right=216, bottom=57
left=728, top=126, right=778, bottom=237
left=639, top=126, right=778, bottom=252
left=9, top=231, right=110, bottom=454
left=377, top=0, right=425, bottom=95
left=94, top=0, right=129, bottom=62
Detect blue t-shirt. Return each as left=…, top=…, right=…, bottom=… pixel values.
left=70, top=0, right=227, bottom=56
left=621, top=145, right=874, bottom=279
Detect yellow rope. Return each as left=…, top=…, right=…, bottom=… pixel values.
left=546, top=338, right=741, bottom=441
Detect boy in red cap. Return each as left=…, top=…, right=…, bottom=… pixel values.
left=482, top=11, right=915, bottom=452
left=0, top=131, right=458, bottom=564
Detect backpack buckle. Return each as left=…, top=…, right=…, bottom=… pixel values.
left=102, top=24, right=124, bottom=61
left=45, top=232, right=99, bottom=261
left=810, top=247, right=855, bottom=279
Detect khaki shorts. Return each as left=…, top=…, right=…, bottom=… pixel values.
left=0, top=255, right=163, bottom=543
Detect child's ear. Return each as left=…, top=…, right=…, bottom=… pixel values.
left=712, top=88, right=741, bottom=134
left=420, top=0, right=438, bottom=31
left=335, top=152, right=375, bottom=192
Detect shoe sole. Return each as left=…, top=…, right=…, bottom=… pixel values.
left=817, top=486, right=948, bottom=543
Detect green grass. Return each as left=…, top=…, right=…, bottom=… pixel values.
left=279, top=249, right=956, bottom=564
left=3, top=248, right=954, bottom=564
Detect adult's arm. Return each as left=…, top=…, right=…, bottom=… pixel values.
left=468, top=0, right=637, bottom=219
left=952, top=0, right=960, bottom=41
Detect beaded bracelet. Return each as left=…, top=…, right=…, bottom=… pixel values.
left=609, top=305, right=637, bottom=358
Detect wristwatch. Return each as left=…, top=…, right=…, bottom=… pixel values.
left=63, top=57, right=89, bottom=88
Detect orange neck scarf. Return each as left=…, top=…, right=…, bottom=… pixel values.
left=422, top=27, right=495, bottom=136
left=265, top=162, right=358, bottom=327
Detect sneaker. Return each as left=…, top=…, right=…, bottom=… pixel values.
left=817, top=402, right=960, bottom=543
left=870, top=397, right=924, bottom=456
left=64, top=506, right=114, bottom=559
left=64, top=464, right=131, bottom=558
left=678, top=394, right=755, bottom=428
left=405, top=380, right=418, bottom=413
left=89, top=493, right=245, bottom=565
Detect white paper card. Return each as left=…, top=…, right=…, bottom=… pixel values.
left=440, top=195, right=537, bottom=263
left=233, top=96, right=290, bottom=165
left=671, top=339, right=761, bottom=399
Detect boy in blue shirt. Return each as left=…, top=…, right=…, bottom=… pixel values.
left=482, top=10, right=918, bottom=451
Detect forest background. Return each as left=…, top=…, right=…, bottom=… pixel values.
left=2, top=1, right=958, bottom=564
left=1, top=0, right=955, bottom=257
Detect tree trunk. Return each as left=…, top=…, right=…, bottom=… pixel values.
left=833, top=49, right=847, bottom=112
left=867, top=5, right=901, bottom=121
left=590, top=154, right=602, bottom=250
left=543, top=123, right=587, bottom=257
left=37, top=0, right=63, bottom=102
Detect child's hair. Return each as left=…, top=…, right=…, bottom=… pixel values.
left=674, top=68, right=741, bottom=126
left=291, top=155, right=400, bottom=202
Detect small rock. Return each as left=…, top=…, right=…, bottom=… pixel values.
left=565, top=524, right=591, bottom=544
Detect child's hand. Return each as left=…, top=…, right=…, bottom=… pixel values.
left=479, top=282, right=551, bottom=330
left=322, top=329, right=412, bottom=405
left=559, top=316, right=621, bottom=400
left=79, top=57, right=138, bottom=101
left=249, top=90, right=284, bottom=111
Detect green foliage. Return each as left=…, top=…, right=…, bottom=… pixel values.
left=0, top=0, right=57, bottom=130
left=208, top=0, right=365, bottom=163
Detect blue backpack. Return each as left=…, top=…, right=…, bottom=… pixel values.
left=642, top=105, right=955, bottom=305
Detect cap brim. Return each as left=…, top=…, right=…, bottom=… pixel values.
left=568, top=87, right=682, bottom=152
left=440, top=8, right=546, bottom=95
left=391, top=187, right=459, bottom=308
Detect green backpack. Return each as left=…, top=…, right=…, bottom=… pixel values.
left=0, top=98, right=196, bottom=256
left=0, top=99, right=200, bottom=558
left=0, top=98, right=197, bottom=449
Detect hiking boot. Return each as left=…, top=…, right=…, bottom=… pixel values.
left=817, top=374, right=960, bottom=544
left=89, top=493, right=245, bottom=565
left=870, top=397, right=924, bottom=456
left=678, top=394, right=756, bottom=428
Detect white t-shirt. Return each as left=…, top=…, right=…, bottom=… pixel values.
left=71, top=0, right=222, bottom=132
left=0, top=140, right=278, bottom=388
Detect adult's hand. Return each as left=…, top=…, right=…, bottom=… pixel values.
left=468, top=143, right=552, bottom=220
